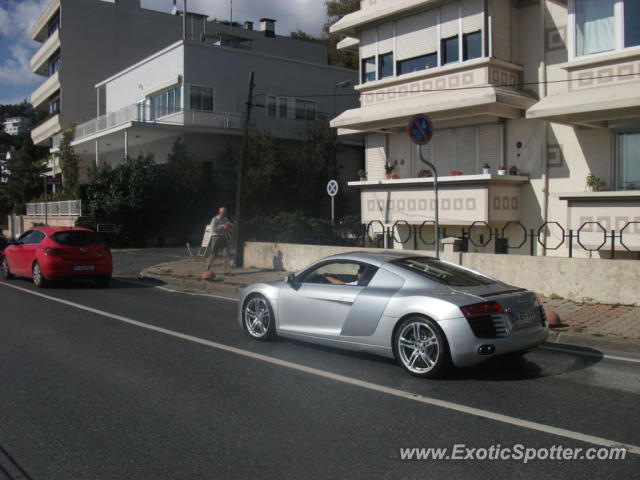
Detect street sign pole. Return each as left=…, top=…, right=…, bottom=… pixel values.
left=417, top=146, right=439, bottom=259
left=331, top=196, right=335, bottom=222
left=408, top=114, right=439, bottom=258
left=327, top=179, right=339, bottom=224
left=43, top=175, right=48, bottom=227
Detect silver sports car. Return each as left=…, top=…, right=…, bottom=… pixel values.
left=238, top=251, right=549, bottom=378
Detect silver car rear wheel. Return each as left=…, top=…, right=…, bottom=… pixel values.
left=395, top=317, right=447, bottom=378
left=243, top=294, right=275, bottom=340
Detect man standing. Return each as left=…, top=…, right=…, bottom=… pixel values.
left=207, top=206, right=232, bottom=270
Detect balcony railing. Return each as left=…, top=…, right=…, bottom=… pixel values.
left=72, top=104, right=244, bottom=143
left=26, top=200, right=81, bottom=217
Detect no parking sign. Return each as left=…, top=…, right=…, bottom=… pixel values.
left=408, top=114, right=434, bottom=145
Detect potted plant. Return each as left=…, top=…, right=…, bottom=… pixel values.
left=417, top=169, right=433, bottom=178
left=450, top=170, right=464, bottom=176
left=384, top=159, right=398, bottom=179
left=497, top=165, right=507, bottom=175
left=509, top=165, right=519, bottom=175
left=586, top=172, right=601, bottom=192
left=357, top=169, right=367, bottom=181
left=482, top=163, right=490, bottom=175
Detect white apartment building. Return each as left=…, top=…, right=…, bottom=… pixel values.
left=64, top=21, right=361, bottom=195
left=29, top=0, right=208, bottom=151
left=2, top=117, right=31, bottom=136
left=330, top=0, right=640, bottom=258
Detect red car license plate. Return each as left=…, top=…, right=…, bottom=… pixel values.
left=73, top=265, right=95, bottom=272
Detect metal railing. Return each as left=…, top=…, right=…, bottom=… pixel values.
left=72, top=104, right=244, bottom=142
left=26, top=200, right=82, bottom=217
left=247, top=218, right=640, bottom=259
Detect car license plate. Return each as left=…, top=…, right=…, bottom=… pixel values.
left=73, top=265, right=95, bottom=272
left=514, top=309, right=536, bottom=326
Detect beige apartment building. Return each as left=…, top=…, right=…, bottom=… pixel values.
left=331, top=0, right=640, bottom=258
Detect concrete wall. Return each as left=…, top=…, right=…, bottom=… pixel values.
left=243, top=241, right=640, bottom=306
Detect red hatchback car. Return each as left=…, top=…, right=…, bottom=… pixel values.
left=1, top=227, right=112, bottom=288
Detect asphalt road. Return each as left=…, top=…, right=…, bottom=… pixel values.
left=0, top=265, right=639, bottom=479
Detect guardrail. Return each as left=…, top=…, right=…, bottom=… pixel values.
left=26, top=200, right=82, bottom=217
left=72, top=104, right=244, bottom=142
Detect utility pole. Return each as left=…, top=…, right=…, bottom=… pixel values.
left=234, top=71, right=255, bottom=268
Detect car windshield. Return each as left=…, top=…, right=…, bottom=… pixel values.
left=391, top=257, right=496, bottom=286
left=51, top=231, right=103, bottom=246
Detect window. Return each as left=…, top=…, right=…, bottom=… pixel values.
left=48, top=54, right=60, bottom=76
left=47, top=12, right=60, bottom=38
left=267, top=96, right=276, bottom=117
left=575, top=0, right=615, bottom=56
left=18, top=230, right=46, bottom=245
left=463, top=31, right=482, bottom=60
left=624, top=0, right=640, bottom=48
left=189, top=86, right=213, bottom=111
left=52, top=231, right=103, bottom=246
left=294, top=99, right=316, bottom=120
left=573, top=0, right=639, bottom=57
left=278, top=97, right=287, bottom=118
left=392, top=257, right=496, bottom=287
left=150, top=86, right=181, bottom=119
left=617, top=132, right=640, bottom=191
left=441, top=36, right=459, bottom=64
left=397, top=53, right=437, bottom=76
left=362, top=57, right=376, bottom=83
left=48, top=97, right=60, bottom=115
left=378, top=52, right=394, bottom=79
left=295, top=99, right=305, bottom=120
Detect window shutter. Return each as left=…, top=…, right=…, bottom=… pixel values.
left=433, top=130, right=454, bottom=174
left=366, top=134, right=387, bottom=181
left=395, top=10, right=438, bottom=61
left=360, top=28, right=376, bottom=59
left=462, top=0, right=483, bottom=34
left=440, top=1, right=460, bottom=39
left=479, top=124, right=504, bottom=170
left=377, top=22, right=393, bottom=54
left=454, top=127, right=478, bottom=173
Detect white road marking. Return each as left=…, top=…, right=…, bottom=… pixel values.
left=116, top=277, right=238, bottom=301
left=539, top=345, right=640, bottom=365
left=1, top=280, right=639, bottom=455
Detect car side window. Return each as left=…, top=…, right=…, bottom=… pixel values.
left=16, top=231, right=33, bottom=245
left=23, top=230, right=46, bottom=245
left=300, top=261, right=377, bottom=287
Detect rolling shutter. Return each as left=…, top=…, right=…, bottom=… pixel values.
left=478, top=124, right=504, bottom=170
left=377, top=22, right=393, bottom=54
left=360, top=27, right=376, bottom=59
left=396, top=10, right=438, bottom=61
left=463, top=0, right=483, bottom=34
left=366, top=134, right=387, bottom=181
left=433, top=130, right=455, bottom=174
left=440, top=1, right=460, bottom=39
left=454, top=127, right=478, bottom=173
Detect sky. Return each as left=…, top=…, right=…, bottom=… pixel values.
left=0, top=0, right=327, bottom=105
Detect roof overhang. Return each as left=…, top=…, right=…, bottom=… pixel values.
left=331, top=87, right=535, bottom=132
left=526, top=82, right=640, bottom=128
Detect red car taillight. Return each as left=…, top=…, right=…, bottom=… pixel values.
left=460, top=301, right=504, bottom=318
left=44, top=247, right=66, bottom=256
left=98, top=246, right=111, bottom=257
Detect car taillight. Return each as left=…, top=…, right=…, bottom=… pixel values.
left=534, top=294, right=544, bottom=307
left=460, top=301, right=504, bottom=318
left=98, top=246, right=110, bottom=256
left=44, top=247, right=66, bottom=256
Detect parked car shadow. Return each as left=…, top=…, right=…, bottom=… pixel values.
left=5, top=276, right=152, bottom=290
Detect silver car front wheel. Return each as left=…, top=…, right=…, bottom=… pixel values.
left=395, top=317, right=447, bottom=378
left=243, top=294, right=275, bottom=340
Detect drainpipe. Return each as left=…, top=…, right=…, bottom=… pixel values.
left=540, top=0, right=549, bottom=255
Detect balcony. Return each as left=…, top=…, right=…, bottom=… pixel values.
left=527, top=49, right=640, bottom=128
left=559, top=191, right=640, bottom=251
left=30, top=71, right=60, bottom=109
left=331, top=58, right=535, bottom=133
left=30, top=0, right=60, bottom=42
left=31, top=113, right=61, bottom=146
left=30, top=29, right=60, bottom=76
left=348, top=174, right=529, bottom=225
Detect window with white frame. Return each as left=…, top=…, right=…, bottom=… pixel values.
left=571, top=0, right=640, bottom=58
left=149, top=86, right=182, bottom=120
left=359, top=0, right=485, bottom=84
left=267, top=96, right=316, bottom=121
left=189, top=85, right=213, bottom=111
left=617, top=131, right=640, bottom=191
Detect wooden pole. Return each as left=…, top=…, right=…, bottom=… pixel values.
left=234, top=71, right=255, bottom=268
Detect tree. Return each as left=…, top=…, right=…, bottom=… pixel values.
left=58, top=128, right=80, bottom=199
left=323, top=0, right=360, bottom=69
left=0, top=137, right=48, bottom=213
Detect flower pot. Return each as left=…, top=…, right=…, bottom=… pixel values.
left=482, top=167, right=490, bottom=175
left=588, top=185, right=594, bottom=192
left=497, top=169, right=506, bottom=176
left=359, top=176, right=368, bottom=181
left=385, top=173, right=393, bottom=179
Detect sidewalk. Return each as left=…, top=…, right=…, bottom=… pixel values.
left=140, top=257, right=640, bottom=354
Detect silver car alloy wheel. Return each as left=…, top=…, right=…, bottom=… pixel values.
left=397, top=321, right=440, bottom=374
left=33, top=262, right=45, bottom=287
left=244, top=297, right=271, bottom=338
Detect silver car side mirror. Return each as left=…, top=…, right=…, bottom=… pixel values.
left=285, top=274, right=296, bottom=285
